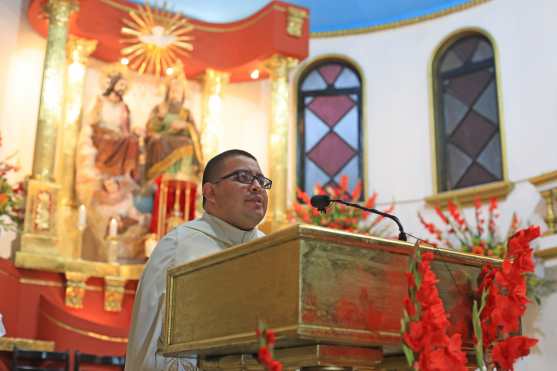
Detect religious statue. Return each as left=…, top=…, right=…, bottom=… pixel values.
left=81, top=176, right=149, bottom=262
left=76, top=64, right=148, bottom=262
left=144, top=67, right=203, bottom=237
left=76, top=65, right=141, bottom=205
left=88, top=68, right=140, bottom=178
left=144, top=68, right=203, bottom=182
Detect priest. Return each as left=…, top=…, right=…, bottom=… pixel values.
left=125, top=149, right=270, bottom=371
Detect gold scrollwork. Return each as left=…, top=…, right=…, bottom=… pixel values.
left=104, top=276, right=127, bottom=312
left=286, top=7, right=307, bottom=38
left=65, top=272, right=88, bottom=309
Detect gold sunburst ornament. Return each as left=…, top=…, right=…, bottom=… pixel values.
left=121, top=1, right=194, bottom=76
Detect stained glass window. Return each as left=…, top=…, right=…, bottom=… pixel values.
left=297, top=59, right=363, bottom=197
left=434, top=34, right=503, bottom=192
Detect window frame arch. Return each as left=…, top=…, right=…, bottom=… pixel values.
left=294, top=55, right=367, bottom=199
left=430, top=29, right=508, bottom=195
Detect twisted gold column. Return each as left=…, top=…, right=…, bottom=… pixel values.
left=19, top=0, right=78, bottom=257
left=200, top=69, right=229, bottom=162
left=264, top=55, right=298, bottom=231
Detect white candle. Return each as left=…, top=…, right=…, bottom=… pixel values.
left=109, top=218, right=118, bottom=237
left=78, top=204, right=87, bottom=231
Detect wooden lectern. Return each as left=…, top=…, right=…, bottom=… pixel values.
left=161, top=225, right=500, bottom=370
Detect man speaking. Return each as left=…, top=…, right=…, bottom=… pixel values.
left=125, top=149, right=270, bottom=370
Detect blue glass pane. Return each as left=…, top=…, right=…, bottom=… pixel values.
left=443, top=93, right=468, bottom=135
left=440, top=50, right=463, bottom=73
left=334, top=68, right=360, bottom=89
left=334, top=156, right=360, bottom=191
left=473, top=81, right=498, bottom=124
left=301, top=70, right=327, bottom=91
left=305, top=158, right=330, bottom=193
left=333, top=106, right=359, bottom=150
left=477, top=134, right=502, bottom=179
left=447, top=144, right=472, bottom=189
left=305, top=110, right=329, bottom=152
left=471, top=40, right=493, bottom=63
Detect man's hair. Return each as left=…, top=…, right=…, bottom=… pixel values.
left=202, top=149, right=258, bottom=207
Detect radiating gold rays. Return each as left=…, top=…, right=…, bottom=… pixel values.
left=121, top=1, right=193, bottom=76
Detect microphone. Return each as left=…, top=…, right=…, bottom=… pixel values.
left=309, top=194, right=407, bottom=241
left=310, top=194, right=332, bottom=211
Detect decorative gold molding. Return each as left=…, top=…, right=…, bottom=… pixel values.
left=42, top=312, right=128, bottom=343
left=535, top=246, right=557, bottom=259
left=19, top=276, right=137, bottom=295
left=311, top=0, right=491, bottom=38
left=65, top=271, right=88, bottom=308
left=530, top=170, right=557, bottom=186
left=104, top=276, right=127, bottom=312
left=0, top=337, right=55, bottom=352
left=427, top=27, right=509, bottom=196
left=286, top=7, right=307, bottom=38
left=15, top=251, right=144, bottom=280
left=425, top=180, right=514, bottom=208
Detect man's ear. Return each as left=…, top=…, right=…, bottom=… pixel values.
left=202, top=182, right=216, bottom=205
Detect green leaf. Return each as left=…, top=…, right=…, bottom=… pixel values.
left=402, top=344, right=415, bottom=367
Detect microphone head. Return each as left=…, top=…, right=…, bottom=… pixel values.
left=310, top=195, right=331, bottom=212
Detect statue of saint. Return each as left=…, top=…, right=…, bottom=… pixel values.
left=144, top=68, right=203, bottom=236
left=88, top=70, right=140, bottom=178
left=81, top=176, right=149, bottom=262
left=144, top=69, right=203, bottom=182
left=76, top=65, right=148, bottom=262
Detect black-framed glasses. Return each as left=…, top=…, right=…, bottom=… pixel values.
left=215, top=170, right=272, bottom=189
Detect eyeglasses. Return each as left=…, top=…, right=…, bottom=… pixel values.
left=215, top=170, right=272, bottom=189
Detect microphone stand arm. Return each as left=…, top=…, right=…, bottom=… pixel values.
left=333, top=199, right=407, bottom=241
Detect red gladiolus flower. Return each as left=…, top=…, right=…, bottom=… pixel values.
left=492, top=336, right=538, bottom=371
left=472, top=245, right=485, bottom=255
left=434, top=206, right=450, bottom=225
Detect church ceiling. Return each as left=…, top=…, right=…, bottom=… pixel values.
left=129, top=0, right=489, bottom=36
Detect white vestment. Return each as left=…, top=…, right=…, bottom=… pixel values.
left=125, top=213, right=264, bottom=371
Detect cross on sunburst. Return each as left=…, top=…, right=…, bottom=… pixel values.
left=121, top=2, right=194, bottom=76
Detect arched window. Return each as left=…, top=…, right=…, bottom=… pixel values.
left=433, top=33, right=503, bottom=192
left=297, top=59, right=363, bottom=196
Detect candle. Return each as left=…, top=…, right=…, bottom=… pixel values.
left=109, top=217, right=118, bottom=237
left=78, top=204, right=87, bottom=231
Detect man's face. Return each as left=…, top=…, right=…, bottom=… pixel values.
left=168, top=80, right=185, bottom=103
left=203, top=155, right=268, bottom=230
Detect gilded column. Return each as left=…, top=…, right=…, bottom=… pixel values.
left=20, top=0, right=78, bottom=257
left=265, top=55, right=298, bottom=231
left=55, top=36, right=96, bottom=258
left=200, top=69, right=229, bottom=162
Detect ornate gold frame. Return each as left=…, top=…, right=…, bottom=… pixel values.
left=427, top=27, right=511, bottom=206
left=290, top=54, right=368, bottom=205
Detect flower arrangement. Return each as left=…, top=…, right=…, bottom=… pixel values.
left=256, top=321, right=282, bottom=371
left=290, top=175, right=394, bottom=236
left=472, top=226, right=540, bottom=371
left=0, top=135, right=24, bottom=231
left=401, top=245, right=468, bottom=371
left=402, top=227, right=540, bottom=370
left=418, top=198, right=513, bottom=257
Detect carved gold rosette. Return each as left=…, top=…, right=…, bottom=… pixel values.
left=104, top=276, right=127, bottom=312
left=65, top=272, right=88, bottom=309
